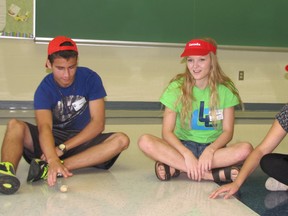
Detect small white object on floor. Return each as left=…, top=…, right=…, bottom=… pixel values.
left=60, top=184, right=68, bottom=193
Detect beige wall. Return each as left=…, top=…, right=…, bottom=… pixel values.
left=1, top=38, right=288, bottom=154
left=1, top=38, right=288, bottom=103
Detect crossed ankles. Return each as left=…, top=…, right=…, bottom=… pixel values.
left=0, top=158, right=64, bottom=195
left=155, top=162, right=240, bottom=183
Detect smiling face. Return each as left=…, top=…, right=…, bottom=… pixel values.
left=46, top=56, right=78, bottom=88
left=186, top=54, right=212, bottom=89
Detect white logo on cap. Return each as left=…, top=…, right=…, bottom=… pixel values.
left=189, top=43, right=201, bottom=47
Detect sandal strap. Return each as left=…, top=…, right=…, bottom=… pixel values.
left=155, top=162, right=171, bottom=181
left=163, top=164, right=171, bottom=180
left=212, top=168, right=221, bottom=183
left=213, top=166, right=240, bottom=183
left=224, top=167, right=232, bottom=182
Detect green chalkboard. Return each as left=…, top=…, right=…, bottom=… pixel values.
left=35, top=0, right=288, bottom=47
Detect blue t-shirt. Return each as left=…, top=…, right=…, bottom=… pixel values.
left=34, top=67, right=106, bottom=130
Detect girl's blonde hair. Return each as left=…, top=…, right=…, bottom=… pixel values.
left=169, top=38, right=243, bottom=127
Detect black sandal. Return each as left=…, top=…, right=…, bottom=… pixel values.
left=212, top=166, right=240, bottom=183
left=154, top=161, right=180, bottom=181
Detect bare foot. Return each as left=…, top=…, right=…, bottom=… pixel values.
left=155, top=162, right=180, bottom=181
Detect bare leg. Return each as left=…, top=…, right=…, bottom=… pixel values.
left=63, top=132, right=129, bottom=170
left=1, top=119, right=33, bottom=170
left=201, top=142, right=253, bottom=181
left=210, top=142, right=253, bottom=168
left=138, top=134, right=187, bottom=172
left=138, top=134, right=252, bottom=181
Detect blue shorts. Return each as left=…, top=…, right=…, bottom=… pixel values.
left=180, top=140, right=211, bottom=158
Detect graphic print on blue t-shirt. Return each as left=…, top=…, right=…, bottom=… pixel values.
left=191, top=101, right=214, bottom=130
left=53, top=95, right=88, bottom=129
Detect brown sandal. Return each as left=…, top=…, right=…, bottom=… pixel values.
left=212, top=166, right=240, bottom=183
left=154, top=161, right=180, bottom=181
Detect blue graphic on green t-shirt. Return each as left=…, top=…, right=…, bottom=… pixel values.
left=191, top=101, right=214, bottom=130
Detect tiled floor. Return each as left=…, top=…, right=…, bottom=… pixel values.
left=1, top=123, right=287, bottom=216
left=1, top=153, right=257, bottom=216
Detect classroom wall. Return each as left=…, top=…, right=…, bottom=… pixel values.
left=1, top=39, right=288, bottom=154
left=0, top=38, right=288, bottom=103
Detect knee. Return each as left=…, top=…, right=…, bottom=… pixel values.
left=138, top=134, right=154, bottom=153
left=7, top=118, right=26, bottom=132
left=236, top=142, right=254, bottom=161
left=114, top=132, right=130, bottom=150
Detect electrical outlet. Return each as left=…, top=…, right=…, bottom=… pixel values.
left=238, top=71, right=244, bottom=80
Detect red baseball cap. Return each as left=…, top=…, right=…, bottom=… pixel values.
left=48, top=36, right=78, bottom=55
left=180, top=39, right=216, bottom=57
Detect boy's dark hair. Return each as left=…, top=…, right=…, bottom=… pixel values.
left=48, top=41, right=78, bottom=64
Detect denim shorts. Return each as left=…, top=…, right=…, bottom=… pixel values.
left=180, top=140, right=211, bottom=158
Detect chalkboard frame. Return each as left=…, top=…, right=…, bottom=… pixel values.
left=34, top=0, right=288, bottom=50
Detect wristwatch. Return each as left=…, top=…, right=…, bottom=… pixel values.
left=58, top=143, right=67, bottom=154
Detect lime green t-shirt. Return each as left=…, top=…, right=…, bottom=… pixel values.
left=160, top=80, right=239, bottom=143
